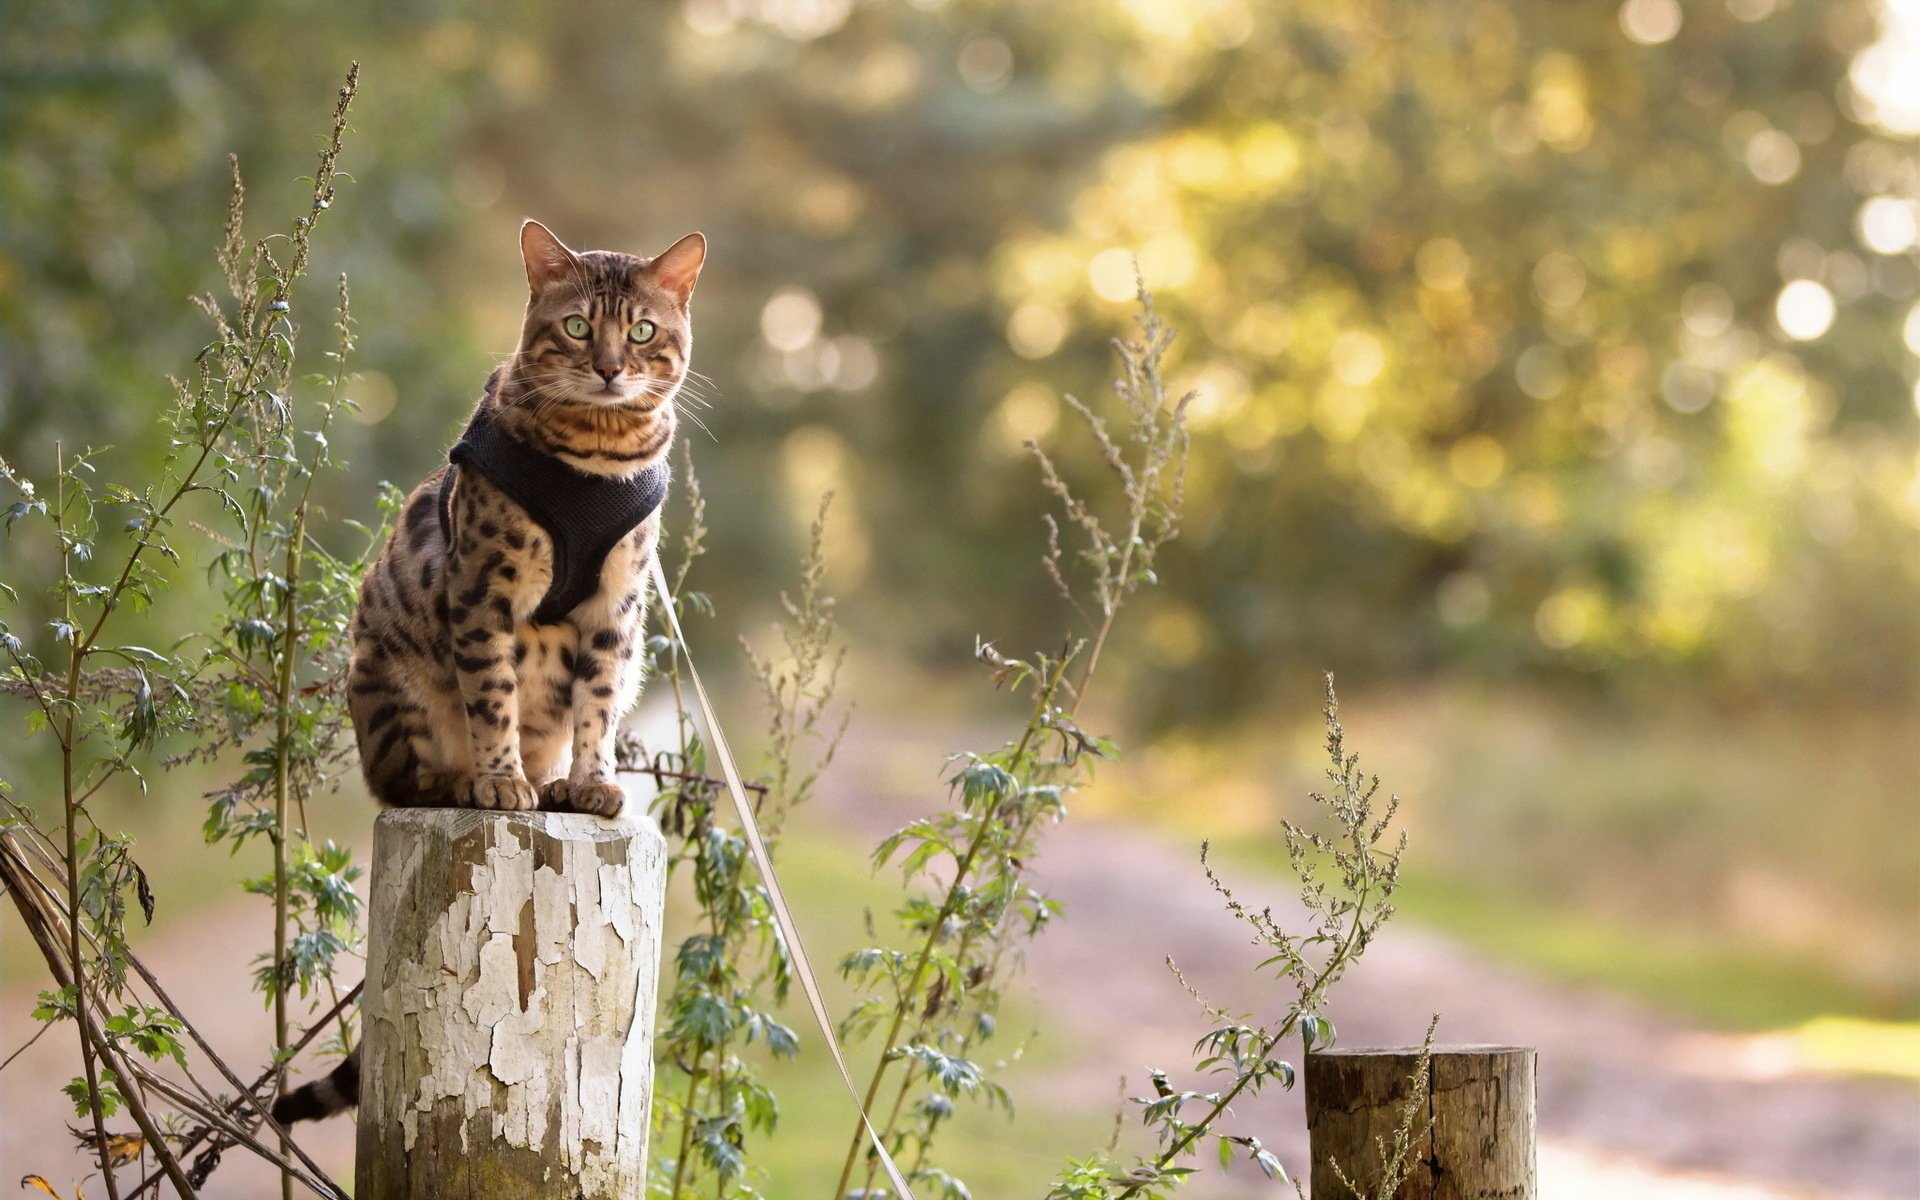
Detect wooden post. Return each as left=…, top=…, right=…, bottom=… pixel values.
left=355, top=805, right=667, bottom=1199
left=1306, top=1045, right=1536, bottom=1200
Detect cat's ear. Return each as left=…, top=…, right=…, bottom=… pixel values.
left=649, top=232, right=707, bottom=304
left=520, top=219, right=579, bottom=296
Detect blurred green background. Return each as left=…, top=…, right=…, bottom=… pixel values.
left=4, top=0, right=1919, bottom=1192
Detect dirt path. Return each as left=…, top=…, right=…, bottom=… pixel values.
left=1003, top=821, right=1918, bottom=1198
left=816, top=721, right=1920, bottom=1200
left=4, top=717, right=1916, bottom=1197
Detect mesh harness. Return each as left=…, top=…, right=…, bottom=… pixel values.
left=436, top=401, right=668, bottom=626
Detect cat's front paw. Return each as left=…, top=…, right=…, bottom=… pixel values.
left=541, top=777, right=627, bottom=818
left=465, top=774, right=539, bottom=812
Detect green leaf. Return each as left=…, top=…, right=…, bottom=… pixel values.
left=33, top=987, right=76, bottom=1023
left=65, top=1069, right=124, bottom=1118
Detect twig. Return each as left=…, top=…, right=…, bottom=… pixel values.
left=123, top=983, right=361, bottom=1200
left=0, top=1019, right=54, bottom=1074
left=126, top=1070, right=338, bottom=1198
left=617, top=764, right=768, bottom=796
left=0, top=833, right=196, bottom=1198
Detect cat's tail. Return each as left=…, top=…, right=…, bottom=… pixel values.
left=355, top=716, right=458, bottom=808
left=272, top=1045, right=359, bottom=1125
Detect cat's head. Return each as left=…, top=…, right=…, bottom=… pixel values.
left=511, top=219, right=705, bottom=410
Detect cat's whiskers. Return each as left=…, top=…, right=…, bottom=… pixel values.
left=671, top=380, right=714, bottom=410
left=662, top=393, right=715, bottom=443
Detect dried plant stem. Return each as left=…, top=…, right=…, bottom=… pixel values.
left=128, top=1071, right=336, bottom=1197
left=123, top=983, right=362, bottom=1200
left=7, top=820, right=194, bottom=1198
left=2, top=830, right=347, bottom=1197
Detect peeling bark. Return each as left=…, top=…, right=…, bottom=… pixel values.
left=1305, top=1045, right=1536, bottom=1199
left=356, top=805, right=667, bottom=1199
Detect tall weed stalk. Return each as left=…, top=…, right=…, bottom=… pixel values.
left=1045, top=676, right=1409, bottom=1198
left=832, top=284, right=1191, bottom=1200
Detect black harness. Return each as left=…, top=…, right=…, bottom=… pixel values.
left=436, top=404, right=668, bottom=626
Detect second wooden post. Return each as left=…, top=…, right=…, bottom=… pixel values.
left=354, top=804, right=667, bottom=1199
left=1306, top=1044, right=1537, bottom=1199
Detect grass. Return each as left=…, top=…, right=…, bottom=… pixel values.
left=1355, top=863, right=1890, bottom=1029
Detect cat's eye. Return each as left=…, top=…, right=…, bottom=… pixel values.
left=628, top=319, right=657, bottom=345
left=562, top=315, right=591, bottom=339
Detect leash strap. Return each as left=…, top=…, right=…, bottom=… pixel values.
left=648, top=553, right=917, bottom=1200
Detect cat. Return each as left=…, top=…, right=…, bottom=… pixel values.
left=272, top=219, right=703, bottom=1126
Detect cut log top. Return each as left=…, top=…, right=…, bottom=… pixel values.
left=1312, top=1044, right=1532, bottom=1058
left=374, top=804, right=664, bottom=845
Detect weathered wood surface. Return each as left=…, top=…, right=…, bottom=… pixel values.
left=355, top=803, right=667, bottom=1199
left=1306, top=1044, right=1536, bottom=1199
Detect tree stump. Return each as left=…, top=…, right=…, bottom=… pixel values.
left=1305, top=1045, right=1536, bottom=1199
left=355, top=805, right=667, bottom=1199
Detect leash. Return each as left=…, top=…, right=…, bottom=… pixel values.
left=648, top=553, right=917, bottom=1200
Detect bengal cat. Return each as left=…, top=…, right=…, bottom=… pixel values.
left=274, top=221, right=702, bottom=1128
left=348, top=219, right=703, bottom=821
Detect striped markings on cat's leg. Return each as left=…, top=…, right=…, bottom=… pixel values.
left=445, top=476, right=538, bottom=811
left=542, top=528, right=654, bottom=818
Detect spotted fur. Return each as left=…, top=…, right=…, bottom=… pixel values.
left=277, top=224, right=706, bottom=1126
left=346, top=220, right=705, bottom=823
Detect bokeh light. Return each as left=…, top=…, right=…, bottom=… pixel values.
left=1775, top=280, right=1838, bottom=341
left=1619, top=0, right=1683, bottom=45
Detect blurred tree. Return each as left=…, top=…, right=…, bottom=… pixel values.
left=4, top=0, right=1917, bottom=734
left=991, top=0, right=1920, bottom=714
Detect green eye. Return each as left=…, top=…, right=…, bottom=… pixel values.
left=628, top=319, right=657, bottom=345
left=563, top=315, right=590, bottom=339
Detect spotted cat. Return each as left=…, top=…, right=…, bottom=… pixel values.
left=349, top=219, right=703, bottom=820
left=274, top=221, right=703, bottom=1128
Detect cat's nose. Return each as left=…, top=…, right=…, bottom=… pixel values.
left=595, top=364, right=622, bottom=384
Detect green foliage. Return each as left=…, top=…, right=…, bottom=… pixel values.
left=65, top=1070, right=125, bottom=1120
left=639, top=479, right=851, bottom=1199
left=0, top=67, right=368, bottom=1196
left=101, top=1005, right=190, bottom=1072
